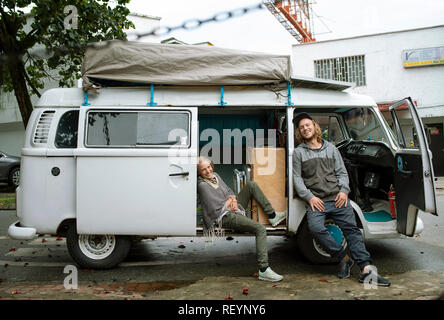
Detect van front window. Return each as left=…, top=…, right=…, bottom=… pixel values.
left=343, top=108, right=389, bottom=143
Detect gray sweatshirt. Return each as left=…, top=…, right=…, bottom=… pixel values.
left=293, top=139, right=350, bottom=202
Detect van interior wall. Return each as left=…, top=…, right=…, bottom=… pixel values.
left=196, top=108, right=287, bottom=226
left=198, top=107, right=284, bottom=182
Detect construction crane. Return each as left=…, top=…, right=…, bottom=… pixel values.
left=263, top=0, right=316, bottom=43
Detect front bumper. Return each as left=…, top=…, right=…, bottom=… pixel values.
left=415, top=217, right=424, bottom=235
left=8, top=220, right=37, bottom=240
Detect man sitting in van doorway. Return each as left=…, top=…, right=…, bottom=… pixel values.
left=292, top=112, right=390, bottom=287
left=197, top=156, right=286, bottom=282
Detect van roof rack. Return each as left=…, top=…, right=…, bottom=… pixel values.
left=290, top=76, right=354, bottom=91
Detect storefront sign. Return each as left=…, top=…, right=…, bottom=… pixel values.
left=403, top=46, right=444, bottom=68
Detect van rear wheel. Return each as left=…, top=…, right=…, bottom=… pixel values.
left=296, top=219, right=347, bottom=264
left=66, top=224, right=131, bottom=269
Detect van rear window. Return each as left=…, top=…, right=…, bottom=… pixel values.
left=86, top=110, right=190, bottom=148
left=55, top=110, right=79, bottom=148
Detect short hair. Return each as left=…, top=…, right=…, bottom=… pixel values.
left=295, top=119, right=323, bottom=145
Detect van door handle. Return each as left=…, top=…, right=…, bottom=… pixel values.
left=169, top=172, right=189, bottom=177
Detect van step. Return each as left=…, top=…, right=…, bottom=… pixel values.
left=363, top=210, right=394, bottom=222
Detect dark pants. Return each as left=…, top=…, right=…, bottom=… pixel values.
left=306, top=200, right=372, bottom=270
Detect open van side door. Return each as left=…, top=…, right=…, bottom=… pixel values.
left=389, top=97, right=437, bottom=236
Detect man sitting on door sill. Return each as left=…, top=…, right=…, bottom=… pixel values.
left=292, top=111, right=390, bottom=287
left=197, top=156, right=286, bottom=282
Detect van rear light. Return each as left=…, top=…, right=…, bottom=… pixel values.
left=33, top=110, right=55, bottom=144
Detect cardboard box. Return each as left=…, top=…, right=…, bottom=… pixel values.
left=247, top=147, right=287, bottom=225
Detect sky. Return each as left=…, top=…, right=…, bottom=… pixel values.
left=126, top=0, right=444, bottom=55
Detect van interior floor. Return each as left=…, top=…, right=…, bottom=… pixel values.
left=362, top=198, right=395, bottom=223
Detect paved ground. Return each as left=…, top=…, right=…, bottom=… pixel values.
left=0, top=268, right=443, bottom=300
left=0, top=181, right=443, bottom=301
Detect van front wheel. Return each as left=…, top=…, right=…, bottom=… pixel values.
left=66, top=224, right=131, bottom=269
left=296, top=219, right=347, bottom=264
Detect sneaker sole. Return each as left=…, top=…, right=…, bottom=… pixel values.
left=358, top=279, right=391, bottom=287
left=271, top=217, right=286, bottom=227
left=258, top=276, right=283, bottom=282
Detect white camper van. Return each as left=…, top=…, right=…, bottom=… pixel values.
left=8, top=42, right=438, bottom=269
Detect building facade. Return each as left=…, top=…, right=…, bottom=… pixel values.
left=292, top=25, right=444, bottom=175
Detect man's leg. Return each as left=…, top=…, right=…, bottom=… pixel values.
left=306, top=204, right=347, bottom=260
left=327, top=201, right=372, bottom=270
left=221, top=212, right=269, bottom=270
left=237, top=181, right=274, bottom=215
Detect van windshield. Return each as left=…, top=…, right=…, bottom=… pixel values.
left=343, top=108, right=390, bottom=144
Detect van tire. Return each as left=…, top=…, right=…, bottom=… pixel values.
left=296, top=219, right=344, bottom=264
left=66, top=224, right=131, bottom=269
left=8, top=167, right=20, bottom=189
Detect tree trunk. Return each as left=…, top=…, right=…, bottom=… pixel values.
left=7, top=57, right=33, bottom=129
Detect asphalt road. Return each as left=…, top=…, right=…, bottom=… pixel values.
left=0, top=195, right=443, bottom=287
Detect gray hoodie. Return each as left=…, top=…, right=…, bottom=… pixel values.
left=293, top=139, right=350, bottom=202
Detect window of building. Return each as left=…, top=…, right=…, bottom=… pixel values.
left=314, top=55, right=366, bottom=86
left=55, top=110, right=79, bottom=148
left=86, top=110, right=190, bottom=148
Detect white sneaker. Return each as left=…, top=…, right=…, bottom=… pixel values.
left=258, top=267, right=283, bottom=282
left=268, top=210, right=287, bottom=227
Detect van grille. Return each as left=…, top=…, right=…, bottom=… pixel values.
left=33, top=110, right=55, bottom=144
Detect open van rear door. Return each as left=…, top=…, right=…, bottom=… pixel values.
left=389, top=98, right=437, bottom=236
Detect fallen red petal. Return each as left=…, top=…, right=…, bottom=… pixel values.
left=242, top=288, right=249, bottom=295
left=319, top=279, right=328, bottom=283
left=178, top=244, right=186, bottom=249
left=252, top=273, right=259, bottom=278
left=9, top=248, right=17, bottom=252
left=224, top=295, right=233, bottom=300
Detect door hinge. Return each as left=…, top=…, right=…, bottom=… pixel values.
left=424, top=170, right=431, bottom=177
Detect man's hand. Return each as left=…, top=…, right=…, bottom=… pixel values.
left=335, top=192, right=348, bottom=208
left=226, top=196, right=238, bottom=211
left=308, top=196, right=324, bottom=212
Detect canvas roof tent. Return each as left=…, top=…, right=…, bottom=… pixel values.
left=81, top=41, right=292, bottom=91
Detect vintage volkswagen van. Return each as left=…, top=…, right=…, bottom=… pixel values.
left=8, top=76, right=438, bottom=269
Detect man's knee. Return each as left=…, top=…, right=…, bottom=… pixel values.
left=307, top=220, right=327, bottom=235
left=256, top=223, right=266, bottom=236
left=245, top=181, right=258, bottom=190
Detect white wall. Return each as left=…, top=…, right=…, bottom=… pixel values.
left=291, top=25, right=444, bottom=118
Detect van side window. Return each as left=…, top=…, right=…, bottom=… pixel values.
left=86, top=111, right=190, bottom=148
left=55, top=110, right=79, bottom=148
